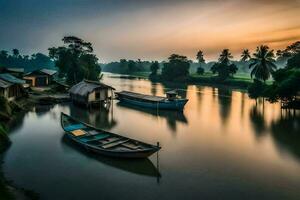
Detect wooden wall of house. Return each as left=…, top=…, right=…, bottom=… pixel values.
left=0, top=85, right=22, bottom=101
left=88, top=89, right=110, bottom=102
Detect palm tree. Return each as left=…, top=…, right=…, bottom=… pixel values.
left=219, top=49, right=233, bottom=64
left=211, top=49, right=237, bottom=79
left=196, top=50, right=205, bottom=74
left=240, top=49, right=251, bottom=62
left=249, top=45, right=277, bottom=83
left=196, top=50, right=205, bottom=64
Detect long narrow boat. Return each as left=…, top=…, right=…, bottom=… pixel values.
left=115, top=90, right=188, bottom=110
left=61, top=113, right=161, bottom=158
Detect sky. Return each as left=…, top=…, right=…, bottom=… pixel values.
left=0, top=0, right=300, bottom=62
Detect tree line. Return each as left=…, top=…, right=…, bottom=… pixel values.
left=0, top=49, right=54, bottom=72
left=148, top=41, right=300, bottom=108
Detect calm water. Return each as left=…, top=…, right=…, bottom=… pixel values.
left=3, top=73, right=300, bottom=200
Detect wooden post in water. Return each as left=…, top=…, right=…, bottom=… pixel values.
left=156, top=142, right=160, bottom=184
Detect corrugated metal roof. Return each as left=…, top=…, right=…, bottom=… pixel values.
left=69, top=80, right=114, bottom=97
left=0, top=79, right=12, bottom=88
left=7, top=68, right=24, bottom=73
left=24, top=68, right=57, bottom=76
left=0, top=73, right=25, bottom=84
left=40, top=69, right=57, bottom=76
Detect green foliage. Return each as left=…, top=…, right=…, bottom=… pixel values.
left=210, top=49, right=237, bottom=80
left=196, top=50, right=205, bottom=64
left=103, top=59, right=150, bottom=74
left=248, top=79, right=266, bottom=99
left=150, top=61, right=159, bottom=75
left=286, top=52, right=300, bottom=69
left=196, top=67, right=204, bottom=75
left=266, top=68, right=300, bottom=103
left=161, top=54, right=190, bottom=81
left=48, top=36, right=101, bottom=85
left=0, top=49, right=54, bottom=72
left=240, top=49, right=251, bottom=62
left=249, top=45, right=277, bottom=82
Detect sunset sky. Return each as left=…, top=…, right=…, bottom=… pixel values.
left=0, top=0, right=300, bottom=62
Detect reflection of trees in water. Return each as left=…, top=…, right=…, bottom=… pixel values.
left=217, top=88, right=232, bottom=125
left=61, top=135, right=161, bottom=179
left=69, top=104, right=117, bottom=130
left=7, top=112, right=26, bottom=134
left=270, top=111, right=300, bottom=161
left=161, top=82, right=188, bottom=99
left=117, top=102, right=188, bottom=133
left=151, top=82, right=158, bottom=96
left=249, top=104, right=267, bottom=137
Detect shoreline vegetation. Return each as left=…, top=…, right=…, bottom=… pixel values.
left=103, top=42, right=300, bottom=109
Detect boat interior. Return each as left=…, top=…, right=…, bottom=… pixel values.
left=62, top=117, right=151, bottom=151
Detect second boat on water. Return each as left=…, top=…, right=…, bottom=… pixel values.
left=115, top=90, right=188, bottom=110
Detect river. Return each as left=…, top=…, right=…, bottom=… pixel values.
left=3, top=73, right=300, bottom=200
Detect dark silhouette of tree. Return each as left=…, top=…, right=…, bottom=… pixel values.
left=12, top=49, right=19, bottom=58
left=0, top=49, right=53, bottom=71
left=150, top=61, right=159, bottom=75
left=196, top=50, right=205, bottom=75
left=211, top=49, right=237, bottom=80
left=161, top=54, right=190, bottom=81
left=48, top=36, right=101, bottom=85
left=249, top=45, right=277, bottom=82
left=240, top=49, right=251, bottom=62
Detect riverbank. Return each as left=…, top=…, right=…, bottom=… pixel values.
left=105, top=71, right=259, bottom=91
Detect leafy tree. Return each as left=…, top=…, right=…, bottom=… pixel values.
left=266, top=51, right=300, bottom=104
left=210, top=49, right=237, bottom=80
left=12, top=49, right=19, bottom=58
left=196, top=67, right=204, bottom=75
left=240, top=49, right=251, bottom=62
left=249, top=45, right=277, bottom=83
left=48, top=36, right=101, bottom=85
left=196, top=50, right=205, bottom=75
left=161, top=54, right=190, bottom=81
left=128, top=60, right=137, bottom=72
left=150, top=61, right=159, bottom=75
left=248, top=79, right=265, bottom=100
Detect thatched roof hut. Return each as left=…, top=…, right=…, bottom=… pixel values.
left=69, top=80, right=115, bottom=107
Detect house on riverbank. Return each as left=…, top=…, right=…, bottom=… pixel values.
left=0, top=67, right=24, bottom=78
left=23, top=69, right=57, bottom=87
left=0, top=73, right=26, bottom=101
left=69, top=80, right=115, bottom=107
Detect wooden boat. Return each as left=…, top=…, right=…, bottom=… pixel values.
left=115, top=90, right=188, bottom=110
left=61, top=113, right=161, bottom=158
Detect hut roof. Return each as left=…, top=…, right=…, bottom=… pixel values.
left=24, top=68, right=57, bottom=76
left=0, top=73, right=25, bottom=84
left=69, top=80, right=115, bottom=97
left=40, top=69, right=57, bottom=76
left=0, top=79, right=12, bottom=88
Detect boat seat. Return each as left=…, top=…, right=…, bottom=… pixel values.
left=122, top=143, right=141, bottom=150
left=71, top=129, right=87, bottom=137
left=64, top=124, right=86, bottom=132
left=80, top=133, right=110, bottom=143
left=88, top=130, right=101, bottom=136
left=102, top=139, right=130, bottom=149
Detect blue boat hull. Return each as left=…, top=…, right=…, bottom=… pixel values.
left=118, top=97, right=188, bottom=110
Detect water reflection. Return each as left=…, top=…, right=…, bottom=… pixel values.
left=68, top=104, right=117, bottom=130
left=117, top=102, right=188, bottom=132
left=217, top=88, right=232, bottom=125
left=270, top=111, right=300, bottom=161
left=61, top=135, right=161, bottom=179
left=250, top=104, right=267, bottom=137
